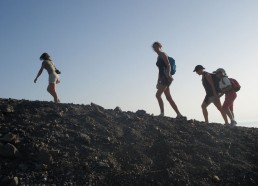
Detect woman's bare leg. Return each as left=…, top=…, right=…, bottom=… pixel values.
left=47, top=83, right=59, bottom=103
left=201, top=101, right=210, bottom=123
left=156, top=85, right=167, bottom=114
left=164, top=88, right=181, bottom=116
left=213, top=98, right=229, bottom=124
left=230, top=105, right=234, bottom=119
left=223, top=107, right=234, bottom=121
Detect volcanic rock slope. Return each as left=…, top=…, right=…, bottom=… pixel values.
left=0, top=98, right=258, bottom=186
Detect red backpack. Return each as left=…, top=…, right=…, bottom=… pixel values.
left=229, top=78, right=241, bottom=92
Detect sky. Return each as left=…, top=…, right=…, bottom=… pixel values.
left=0, top=0, right=258, bottom=127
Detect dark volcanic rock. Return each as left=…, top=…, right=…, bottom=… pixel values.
left=136, top=109, right=147, bottom=116
left=0, top=98, right=258, bottom=185
left=114, top=106, right=122, bottom=112
left=0, top=142, right=20, bottom=158
left=0, top=133, right=18, bottom=143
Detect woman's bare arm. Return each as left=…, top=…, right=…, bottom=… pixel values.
left=34, top=63, right=44, bottom=83
left=160, top=52, right=173, bottom=82
left=160, top=52, right=171, bottom=75
left=205, top=73, right=218, bottom=97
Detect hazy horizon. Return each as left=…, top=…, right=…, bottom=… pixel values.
left=1, top=96, right=257, bottom=128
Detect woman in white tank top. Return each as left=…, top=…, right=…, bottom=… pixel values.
left=34, top=53, right=60, bottom=103
left=214, top=68, right=237, bottom=126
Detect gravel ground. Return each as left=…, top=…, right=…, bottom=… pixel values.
left=0, top=98, right=258, bottom=186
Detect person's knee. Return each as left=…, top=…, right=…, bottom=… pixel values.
left=165, top=94, right=172, bottom=101
left=201, top=103, right=206, bottom=110
left=156, top=95, right=161, bottom=100
left=156, top=92, right=161, bottom=99
left=222, top=105, right=229, bottom=112
left=166, top=96, right=170, bottom=101
left=47, top=84, right=55, bottom=92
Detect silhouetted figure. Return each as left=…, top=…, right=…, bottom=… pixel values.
left=152, top=42, right=184, bottom=118
left=214, top=68, right=237, bottom=126
left=193, top=65, right=228, bottom=124
left=34, top=53, right=60, bottom=103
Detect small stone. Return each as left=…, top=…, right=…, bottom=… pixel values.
left=0, top=133, right=17, bottom=143
left=5, top=105, right=15, bottom=113
left=91, top=103, right=104, bottom=111
left=90, top=103, right=109, bottom=119
left=114, top=106, right=122, bottom=112
left=49, top=149, right=60, bottom=156
left=107, top=137, right=111, bottom=142
left=98, top=162, right=110, bottom=169
left=249, top=178, right=255, bottom=184
left=0, top=113, right=4, bottom=120
left=134, top=116, right=143, bottom=121
left=123, top=113, right=131, bottom=120
left=9, top=176, right=19, bottom=186
left=212, top=175, right=221, bottom=183
left=136, top=110, right=147, bottom=116
left=80, top=145, right=95, bottom=156
left=78, top=133, right=91, bottom=145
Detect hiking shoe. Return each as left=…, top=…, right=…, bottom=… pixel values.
left=158, top=113, right=164, bottom=117
left=176, top=115, right=187, bottom=120
left=230, top=120, right=237, bottom=126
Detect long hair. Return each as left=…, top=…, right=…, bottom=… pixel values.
left=152, top=41, right=162, bottom=49
left=40, top=53, right=51, bottom=61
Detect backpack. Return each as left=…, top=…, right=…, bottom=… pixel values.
left=210, top=73, right=221, bottom=93
left=229, top=78, right=241, bottom=92
left=168, top=57, right=176, bottom=75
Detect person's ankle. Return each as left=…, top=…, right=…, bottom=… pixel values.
left=177, top=113, right=182, bottom=117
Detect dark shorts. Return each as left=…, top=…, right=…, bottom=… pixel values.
left=204, top=95, right=217, bottom=104
left=158, top=76, right=171, bottom=87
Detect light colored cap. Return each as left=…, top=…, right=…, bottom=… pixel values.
left=214, top=68, right=227, bottom=76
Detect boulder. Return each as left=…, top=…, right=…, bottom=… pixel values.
left=136, top=110, right=147, bottom=116
left=114, top=107, right=122, bottom=112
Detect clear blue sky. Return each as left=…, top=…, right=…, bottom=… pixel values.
left=1, top=1, right=258, bottom=127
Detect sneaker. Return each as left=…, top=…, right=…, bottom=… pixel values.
left=176, top=114, right=187, bottom=120
left=230, top=120, right=237, bottom=126
left=159, top=113, right=164, bottom=117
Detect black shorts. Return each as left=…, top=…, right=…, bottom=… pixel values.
left=204, top=95, right=216, bottom=104
left=158, top=76, right=171, bottom=87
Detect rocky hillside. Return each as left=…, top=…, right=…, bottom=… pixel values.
left=0, top=98, right=258, bottom=186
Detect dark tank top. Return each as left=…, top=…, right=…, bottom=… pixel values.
left=202, top=72, right=215, bottom=96
left=156, top=55, right=168, bottom=78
